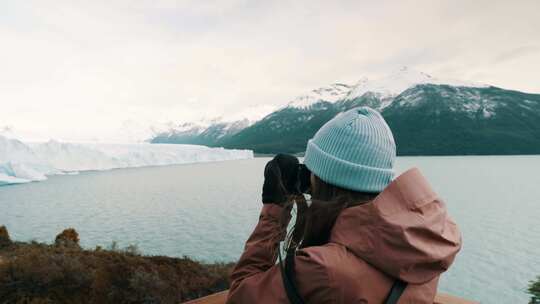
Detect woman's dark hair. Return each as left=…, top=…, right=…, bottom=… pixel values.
left=282, top=174, right=378, bottom=252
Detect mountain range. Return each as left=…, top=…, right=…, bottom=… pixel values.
left=150, top=67, right=540, bottom=155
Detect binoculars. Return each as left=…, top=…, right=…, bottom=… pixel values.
left=296, top=164, right=311, bottom=194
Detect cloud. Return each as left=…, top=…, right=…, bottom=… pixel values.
left=492, top=45, right=540, bottom=64
left=0, top=0, right=539, bottom=141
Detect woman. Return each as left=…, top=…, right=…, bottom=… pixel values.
left=226, top=107, right=462, bottom=303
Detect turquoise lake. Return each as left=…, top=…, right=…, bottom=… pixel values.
left=1, top=156, right=539, bottom=303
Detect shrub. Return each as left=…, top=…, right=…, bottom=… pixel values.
left=530, top=276, right=540, bottom=304
left=0, top=228, right=233, bottom=304
left=54, top=228, right=81, bottom=249
left=0, top=226, right=11, bottom=248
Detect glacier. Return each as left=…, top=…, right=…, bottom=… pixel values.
left=0, top=136, right=253, bottom=186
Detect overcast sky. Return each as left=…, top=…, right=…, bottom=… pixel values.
left=1, top=0, right=539, bottom=142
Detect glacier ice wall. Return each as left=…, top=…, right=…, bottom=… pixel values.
left=0, top=136, right=253, bottom=186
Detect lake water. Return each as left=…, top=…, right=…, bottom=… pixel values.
left=1, top=156, right=539, bottom=303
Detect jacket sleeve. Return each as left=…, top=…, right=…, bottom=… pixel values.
left=226, top=204, right=333, bottom=304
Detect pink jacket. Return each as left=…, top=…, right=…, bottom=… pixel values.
left=227, top=168, right=462, bottom=303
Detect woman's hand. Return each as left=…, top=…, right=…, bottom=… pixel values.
left=262, top=154, right=300, bottom=205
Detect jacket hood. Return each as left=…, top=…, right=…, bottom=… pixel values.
left=329, top=168, right=462, bottom=284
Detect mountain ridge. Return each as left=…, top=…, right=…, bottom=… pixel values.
left=150, top=68, right=540, bottom=155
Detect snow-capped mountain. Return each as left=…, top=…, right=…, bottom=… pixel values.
left=150, top=83, right=352, bottom=145
left=343, top=67, right=485, bottom=104
left=150, top=122, right=207, bottom=143
left=381, top=84, right=540, bottom=154
left=281, top=67, right=487, bottom=112
left=222, top=71, right=539, bottom=155
left=150, top=118, right=253, bottom=146
left=286, top=83, right=352, bottom=109
left=197, top=119, right=251, bottom=141
left=151, top=67, right=540, bottom=155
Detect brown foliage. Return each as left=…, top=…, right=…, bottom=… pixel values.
left=54, top=228, right=80, bottom=249
left=0, top=226, right=11, bottom=248
left=0, top=229, right=233, bottom=304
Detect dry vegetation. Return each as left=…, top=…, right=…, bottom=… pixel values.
left=0, top=226, right=233, bottom=304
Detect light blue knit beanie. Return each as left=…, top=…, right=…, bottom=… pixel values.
left=303, top=106, right=396, bottom=193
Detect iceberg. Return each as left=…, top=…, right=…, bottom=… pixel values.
left=0, top=172, right=32, bottom=186
left=0, top=136, right=253, bottom=186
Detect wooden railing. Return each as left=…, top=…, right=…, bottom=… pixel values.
left=182, top=290, right=478, bottom=304
left=183, top=291, right=228, bottom=304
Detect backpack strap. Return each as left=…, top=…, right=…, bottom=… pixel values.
left=384, top=279, right=408, bottom=304
left=278, top=249, right=305, bottom=304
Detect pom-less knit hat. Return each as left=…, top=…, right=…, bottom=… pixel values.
left=303, top=107, right=396, bottom=193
